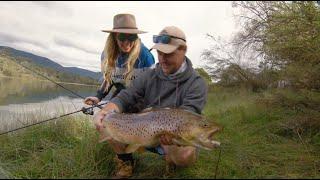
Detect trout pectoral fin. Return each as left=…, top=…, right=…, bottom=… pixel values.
left=136, top=146, right=146, bottom=153
left=98, top=133, right=111, bottom=143
left=125, top=144, right=142, bottom=153
left=172, top=137, right=189, bottom=146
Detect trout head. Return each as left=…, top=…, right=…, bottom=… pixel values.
left=176, top=118, right=221, bottom=150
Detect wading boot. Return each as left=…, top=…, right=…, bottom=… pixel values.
left=112, top=156, right=133, bottom=179
left=165, top=161, right=177, bottom=175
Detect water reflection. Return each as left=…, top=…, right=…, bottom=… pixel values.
left=0, top=76, right=102, bottom=133
left=0, top=76, right=99, bottom=105
left=0, top=96, right=90, bottom=133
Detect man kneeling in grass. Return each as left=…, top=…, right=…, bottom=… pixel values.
left=94, top=26, right=208, bottom=178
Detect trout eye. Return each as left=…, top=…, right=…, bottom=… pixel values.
left=199, top=120, right=209, bottom=128
left=201, top=123, right=208, bottom=128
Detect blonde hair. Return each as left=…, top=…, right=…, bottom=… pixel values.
left=102, top=33, right=141, bottom=88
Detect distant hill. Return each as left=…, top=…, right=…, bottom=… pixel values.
left=64, top=67, right=102, bottom=81
left=0, top=46, right=102, bottom=80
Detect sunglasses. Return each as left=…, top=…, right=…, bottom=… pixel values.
left=117, top=33, right=138, bottom=42
left=153, top=35, right=186, bottom=44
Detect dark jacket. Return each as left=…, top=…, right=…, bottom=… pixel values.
left=110, top=57, right=207, bottom=114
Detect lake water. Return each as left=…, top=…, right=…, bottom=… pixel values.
left=0, top=76, right=105, bottom=134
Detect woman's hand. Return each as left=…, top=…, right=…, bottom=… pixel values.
left=84, top=96, right=100, bottom=105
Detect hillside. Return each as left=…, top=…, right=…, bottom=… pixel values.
left=0, top=52, right=99, bottom=85
left=0, top=46, right=102, bottom=81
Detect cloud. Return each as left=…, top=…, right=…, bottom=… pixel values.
left=30, top=1, right=73, bottom=16
left=0, top=32, right=47, bottom=49
left=53, top=37, right=101, bottom=55
left=31, top=1, right=62, bottom=7
left=0, top=1, right=237, bottom=72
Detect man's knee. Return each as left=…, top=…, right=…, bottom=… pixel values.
left=168, top=146, right=197, bottom=167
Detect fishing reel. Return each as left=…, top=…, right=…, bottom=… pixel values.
left=81, top=106, right=94, bottom=115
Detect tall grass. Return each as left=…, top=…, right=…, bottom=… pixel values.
left=203, top=87, right=320, bottom=178
left=0, top=87, right=319, bottom=178
left=0, top=115, right=112, bottom=178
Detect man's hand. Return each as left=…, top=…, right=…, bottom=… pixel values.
left=93, top=102, right=120, bottom=132
left=84, top=96, right=100, bottom=105
left=159, top=134, right=174, bottom=145
left=93, top=110, right=108, bottom=131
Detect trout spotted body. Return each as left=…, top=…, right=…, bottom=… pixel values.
left=99, top=108, right=220, bottom=153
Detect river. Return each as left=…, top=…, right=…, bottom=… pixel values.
left=0, top=76, right=105, bottom=134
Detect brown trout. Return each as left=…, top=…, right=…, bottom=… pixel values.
left=98, top=107, right=221, bottom=153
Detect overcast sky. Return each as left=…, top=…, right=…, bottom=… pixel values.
left=0, top=1, right=238, bottom=72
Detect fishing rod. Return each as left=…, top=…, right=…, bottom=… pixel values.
left=14, top=60, right=106, bottom=110
left=1, top=60, right=117, bottom=135
left=0, top=101, right=109, bottom=136
left=15, top=61, right=87, bottom=99
left=214, top=147, right=222, bottom=179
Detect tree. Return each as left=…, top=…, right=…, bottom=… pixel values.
left=200, top=33, right=263, bottom=91
left=202, top=1, right=320, bottom=90
left=264, top=1, right=320, bottom=89
left=195, top=68, right=212, bottom=84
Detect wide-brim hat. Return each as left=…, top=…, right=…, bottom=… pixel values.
left=102, top=13, right=147, bottom=34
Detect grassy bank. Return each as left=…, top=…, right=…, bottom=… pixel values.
left=203, top=87, right=320, bottom=178
left=0, top=88, right=319, bottom=178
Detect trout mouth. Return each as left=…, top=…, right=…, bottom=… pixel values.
left=196, top=127, right=221, bottom=150
left=208, top=127, right=220, bottom=139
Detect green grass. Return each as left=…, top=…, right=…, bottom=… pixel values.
left=0, top=88, right=319, bottom=178
left=203, top=87, right=320, bottom=178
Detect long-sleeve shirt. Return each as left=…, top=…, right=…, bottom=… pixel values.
left=95, top=43, right=155, bottom=100
left=110, top=57, right=208, bottom=114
